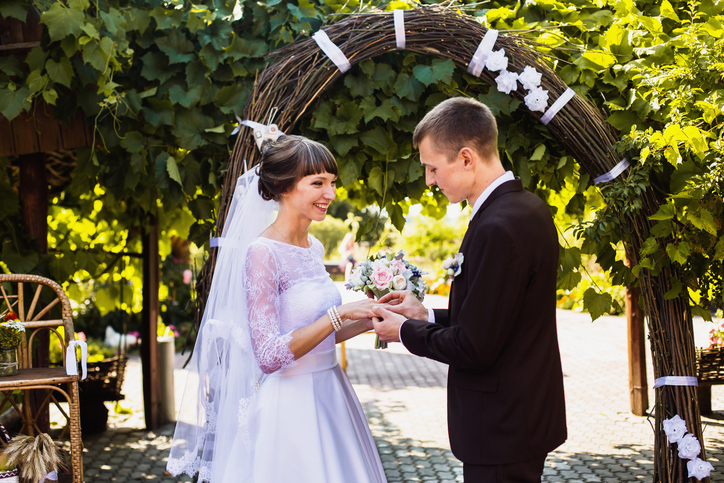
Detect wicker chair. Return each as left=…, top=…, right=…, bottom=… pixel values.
left=0, top=274, right=83, bottom=483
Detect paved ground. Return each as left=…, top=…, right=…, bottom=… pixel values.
left=68, top=286, right=724, bottom=482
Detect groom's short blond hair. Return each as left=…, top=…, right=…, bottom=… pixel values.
left=413, top=97, right=499, bottom=163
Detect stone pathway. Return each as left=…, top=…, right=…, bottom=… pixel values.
left=70, top=287, right=724, bottom=482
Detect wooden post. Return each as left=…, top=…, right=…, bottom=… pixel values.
left=141, top=215, right=161, bottom=429
left=19, top=152, right=50, bottom=433
left=627, top=284, right=649, bottom=416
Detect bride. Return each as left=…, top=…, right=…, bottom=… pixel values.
left=167, top=135, right=387, bottom=482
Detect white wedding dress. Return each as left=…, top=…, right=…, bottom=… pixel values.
left=217, top=235, right=387, bottom=482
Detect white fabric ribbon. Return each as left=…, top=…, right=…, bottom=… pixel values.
left=653, top=376, right=698, bottom=389
left=312, top=30, right=351, bottom=73
left=66, top=340, right=87, bottom=381
left=394, top=10, right=406, bottom=50
left=43, top=470, right=58, bottom=482
left=467, top=29, right=498, bottom=77
left=593, top=157, right=630, bottom=184
left=237, top=120, right=285, bottom=150
left=210, top=237, right=243, bottom=249
left=540, top=87, right=575, bottom=125
left=230, top=114, right=243, bottom=135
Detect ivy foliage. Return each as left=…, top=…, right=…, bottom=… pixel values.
left=0, top=0, right=362, bottom=311
left=478, top=0, right=724, bottom=319
left=0, top=0, right=722, bottom=322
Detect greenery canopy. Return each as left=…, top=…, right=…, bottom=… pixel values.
left=0, top=0, right=722, bottom=323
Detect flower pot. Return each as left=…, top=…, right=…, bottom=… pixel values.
left=0, top=348, right=18, bottom=377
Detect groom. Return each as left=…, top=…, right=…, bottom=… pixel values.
left=372, top=97, right=567, bottom=482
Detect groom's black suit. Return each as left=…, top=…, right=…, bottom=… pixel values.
left=400, top=179, right=567, bottom=467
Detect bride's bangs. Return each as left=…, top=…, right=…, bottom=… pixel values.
left=299, top=141, right=339, bottom=178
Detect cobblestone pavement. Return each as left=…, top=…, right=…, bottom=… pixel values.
left=71, top=286, right=724, bottom=482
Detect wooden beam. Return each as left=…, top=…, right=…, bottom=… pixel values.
left=627, top=284, right=649, bottom=416
left=141, top=215, right=161, bottom=429
left=0, top=41, right=40, bottom=51
left=19, top=152, right=50, bottom=432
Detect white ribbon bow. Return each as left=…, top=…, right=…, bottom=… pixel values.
left=42, top=470, right=58, bottom=482
left=66, top=340, right=88, bottom=380
left=237, top=120, right=285, bottom=150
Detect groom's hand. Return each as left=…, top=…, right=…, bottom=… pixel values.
left=371, top=305, right=406, bottom=343
left=377, top=291, right=428, bottom=321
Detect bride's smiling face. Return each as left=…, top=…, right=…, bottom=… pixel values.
left=283, top=171, right=337, bottom=222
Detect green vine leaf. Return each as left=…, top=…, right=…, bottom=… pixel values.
left=166, top=155, right=183, bottom=187
left=157, top=31, right=195, bottom=64
left=666, top=242, right=690, bottom=265
left=45, top=58, right=75, bottom=88
left=41, top=3, right=85, bottom=42
left=360, top=126, right=390, bottom=154
left=0, top=86, right=30, bottom=121
left=691, top=305, right=713, bottom=322
left=686, top=208, right=718, bottom=236
left=649, top=203, right=676, bottom=221
left=0, top=0, right=27, bottom=21
left=367, top=166, right=384, bottom=196
left=583, top=288, right=612, bottom=321
left=412, top=59, right=455, bottom=86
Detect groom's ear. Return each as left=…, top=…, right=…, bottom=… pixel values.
left=459, top=147, right=476, bottom=170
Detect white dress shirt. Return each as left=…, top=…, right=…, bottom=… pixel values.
left=398, top=171, right=516, bottom=344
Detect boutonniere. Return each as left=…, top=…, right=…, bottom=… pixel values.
left=442, top=252, right=464, bottom=279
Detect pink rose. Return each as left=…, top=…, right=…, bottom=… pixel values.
left=390, top=259, right=407, bottom=275
left=183, top=269, right=193, bottom=284
left=372, top=266, right=394, bottom=291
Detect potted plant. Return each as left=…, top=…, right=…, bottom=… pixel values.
left=0, top=312, right=24, bottom=377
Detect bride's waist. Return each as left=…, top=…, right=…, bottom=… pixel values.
left=274, top=349, right=338, bottom=377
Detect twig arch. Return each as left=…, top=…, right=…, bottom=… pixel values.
left=202, top=7, right=704, bottom=480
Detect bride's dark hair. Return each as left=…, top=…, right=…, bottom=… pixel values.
left=257, top=135, right=338, bottom=202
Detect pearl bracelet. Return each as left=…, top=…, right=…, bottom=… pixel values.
left=327, top=306, right=343, bottom=332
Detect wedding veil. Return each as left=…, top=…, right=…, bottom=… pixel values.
left=167, top=168, right=278, bottom=482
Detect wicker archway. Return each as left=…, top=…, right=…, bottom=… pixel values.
left=207, top=6, right=705, bottom=481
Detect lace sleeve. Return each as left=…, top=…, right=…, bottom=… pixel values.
left=244, top=242, right=297, bottom=374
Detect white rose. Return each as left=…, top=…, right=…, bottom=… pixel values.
left=687, top=458, right=714, bottom=480
left=447, top=268, right=455, bottom=276
left=678, top=433, right=701, bottom=460
left=662, top=414, right=687, bottom=444
left=518, top=65, right=542, bottom=90
left=524, top=87, right=549, bottom=113
left=350, top=272, right=364, bottom=289
left=495, top=70, right=519, bottom=95
left=392, top=275, right=407, bottom=291
left=485, top=49, right=508, bottom=72
left=442, top=258, right=453, bottom=270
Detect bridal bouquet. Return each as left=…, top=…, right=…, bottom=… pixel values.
left=345, top=251, right=427, bottom=349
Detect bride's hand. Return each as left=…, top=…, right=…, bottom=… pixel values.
left=338, top=299, right=378, bottom=321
